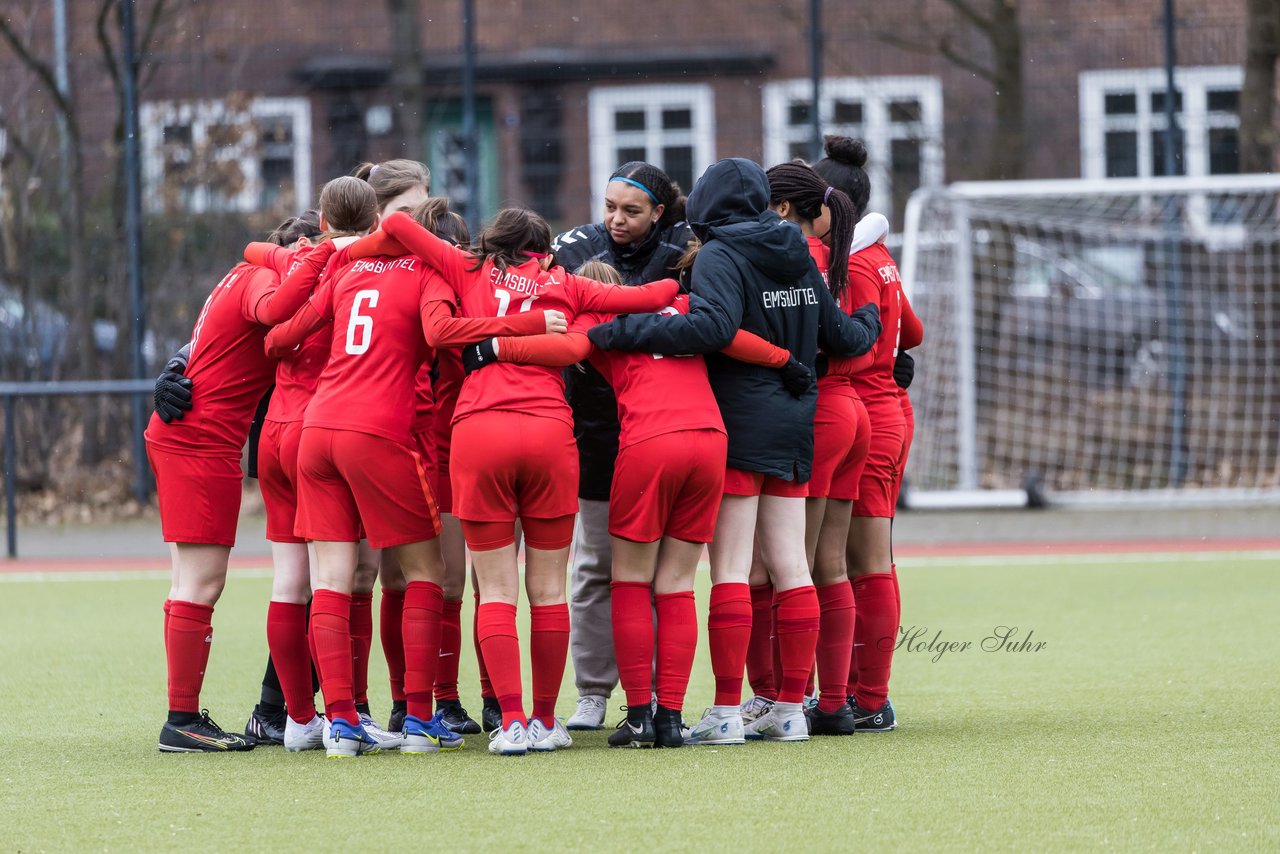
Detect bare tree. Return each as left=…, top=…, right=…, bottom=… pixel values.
left=387, top=0, right=425, bottom=161
left=0, top=8, right=91, bottom=380
left=878, top=0, right=1025, bottom=179
left=1240, top=0, right=1280, bottom=173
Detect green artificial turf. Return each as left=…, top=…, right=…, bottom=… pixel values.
left=2, top=552, right=1277, bottom=852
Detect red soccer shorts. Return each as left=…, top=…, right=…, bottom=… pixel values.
left=807, top=391, right=858, bottom=499
left=450, top=410, right=579, bottom=523
left=723, top=467, right=809, bottom=498
left=295, top=426, right=441, bottom=548
left=146, top=443, right=242, bottom=546
left=894, top=394, right=915, bottom=506
left=259, top=420, right=305, bottom=544
left=411, top=429, right=445, bottom=516
left=829, top=395, right=873, bottom=501
left=610, top=428, right=727, bottom=544
left=852, top=399, right=907, bottom=518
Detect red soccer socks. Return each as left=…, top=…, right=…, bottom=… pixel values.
left=379, top=588, right=406, bottom=702
left=477, top=601, right=523, bottom=727
left=745, top=583, right=777, bottom=700
left=708, top=583, right=752, bottom=707
left=530, top=603, right=570, bottom=727
left=165, top=599, right=214, bottom=714
left=611, top=582, right=654, bottom=708
left=435, top=598, right=463, bottom=702
left=266, top=600, right=316, bottom=724
left=402, top=581, right=443, bottom=722
left=852, top=572, right=899, bottom=709
left=815, top=582, right=855, bottom=713
left=774, top=585, right=820, bottom=705
left=310, top=590, right=358, bottom=726
left=348, top=592, right=374, bottom=708
left=655, top=590, right=697, bottom=712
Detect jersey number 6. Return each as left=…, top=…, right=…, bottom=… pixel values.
left=346, top=289, right=379, bottom=355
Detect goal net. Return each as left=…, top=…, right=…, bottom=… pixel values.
left=900, top=174, right=1280, bottom=507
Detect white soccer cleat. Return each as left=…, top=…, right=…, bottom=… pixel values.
left=359, top=712, right=404, bottom=751
left=283, top=714, right=326, bottom=752
left=323, top=718, right=381, bottom=758
left=565, top=695, right=607, bottom=730
left=683, top=706, right=746, bottom=746
left=739, top=695, right=775, bottom=723
left=743, top=702, right=809, bottom=742
left=488, top=720, right=529, bottom=756
left=527, top=718, right=574, bottom=752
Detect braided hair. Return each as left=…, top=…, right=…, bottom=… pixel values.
left=765, top=161, right=854, bottom=296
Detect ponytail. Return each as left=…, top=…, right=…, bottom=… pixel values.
left=765, top=161, right=854, bottom=297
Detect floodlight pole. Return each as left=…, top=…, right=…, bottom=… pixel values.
left=1162, top=0, right=1188, bottom=487
left=120, top=0, right=149, bottom=501
left=808, top=0, right=823, bottom=162
left=461, top=0, right=480, bottom=234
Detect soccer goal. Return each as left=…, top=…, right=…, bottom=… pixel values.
left=899, top=174, right=1280, bottom=508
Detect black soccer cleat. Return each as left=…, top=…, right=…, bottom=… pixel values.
left=809, top=702, right=856, bottom=736
left=437, top=699, right=483, bottom=735
left=652, top=705, right=686, bottom=749
left=244, top=704, right=286, bottom=745
left=387, top=700, right=407, bottom=735
left=608, top=705, right=656, bottom=748
left=481, top=697, right=503, bottom=734
left=848, top=697, right=897, bottom=732
left=161, top=711, right=255, bottom=753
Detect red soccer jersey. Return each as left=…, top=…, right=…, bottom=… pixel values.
left=145, top=260, right=306, bottom=456
left=585, top=295, right=726, bottom=448
left=411, top=360, right=435, bottom=435
left=258, top=245, right=332, bottom=424
left=302, top=249, right=445, bottom=444
left=432, top=347, right=465, bottom=436
left=369, top=212, right=680, bottom=429
left=846, top=243, right=906, bottom=407
left=804, top=235, right=864, bottom=402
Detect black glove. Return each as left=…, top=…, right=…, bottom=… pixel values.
left=778, top=356, right=814, bottom=399
left=814, top=353, right=829, bottom=379
left=461, top=338, right=499, bottom=375
left=587, top=315, right=635, bottom=351
left=893, top=349, right=915, bottom=389
left=153, top=356, right=193, bottom=423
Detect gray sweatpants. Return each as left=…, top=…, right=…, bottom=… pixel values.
left=569, top=498, right=617, bottom=698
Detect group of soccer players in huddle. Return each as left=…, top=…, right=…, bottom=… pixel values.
left=146, top=133, right=921, bottom=757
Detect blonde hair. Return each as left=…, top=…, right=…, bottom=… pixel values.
left=574, top=259, right=624, bottom=285
left=353, top=159, right=431, bottom=209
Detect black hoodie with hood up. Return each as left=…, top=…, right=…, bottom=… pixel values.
left=587, top=158, right=880, bottom=482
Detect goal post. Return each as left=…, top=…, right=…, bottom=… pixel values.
left=899, top=174, right=1280, bottom=509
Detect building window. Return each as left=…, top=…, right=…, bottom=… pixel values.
left=1079, top=67, right=1241, bottom=180
left=588, top=84, right=715, bottom=215
left=140, top=97, right=311, bottom=214
left=762, top=76, right=944, bottom=225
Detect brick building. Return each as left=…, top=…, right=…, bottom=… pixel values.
left=0, top=0, right=1258, bottom=232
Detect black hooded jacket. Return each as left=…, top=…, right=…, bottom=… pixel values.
left=587, top=158, right=880, bottom=482
left=551, top=220, right=694, bottom=500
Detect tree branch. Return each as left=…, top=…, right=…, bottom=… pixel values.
left=0, top=15, right=74, bottom=120
left=97, top=0, right=123, bottom=97
left=943, top=0, right=995, bottom=35
left=138, top=0, right=171, bottom=89
left=937, top=35, right=998, bottom=82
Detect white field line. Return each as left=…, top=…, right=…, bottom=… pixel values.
left=1, top=550, right=1277, bottom=583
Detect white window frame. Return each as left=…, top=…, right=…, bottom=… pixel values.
left=140, top=96, right=312, bottom=214
left=762, top=76, right=944, bottom=223
left=1079, top=66, right=1242, bottom=180
left=587, top=84, right=715, bottom=215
